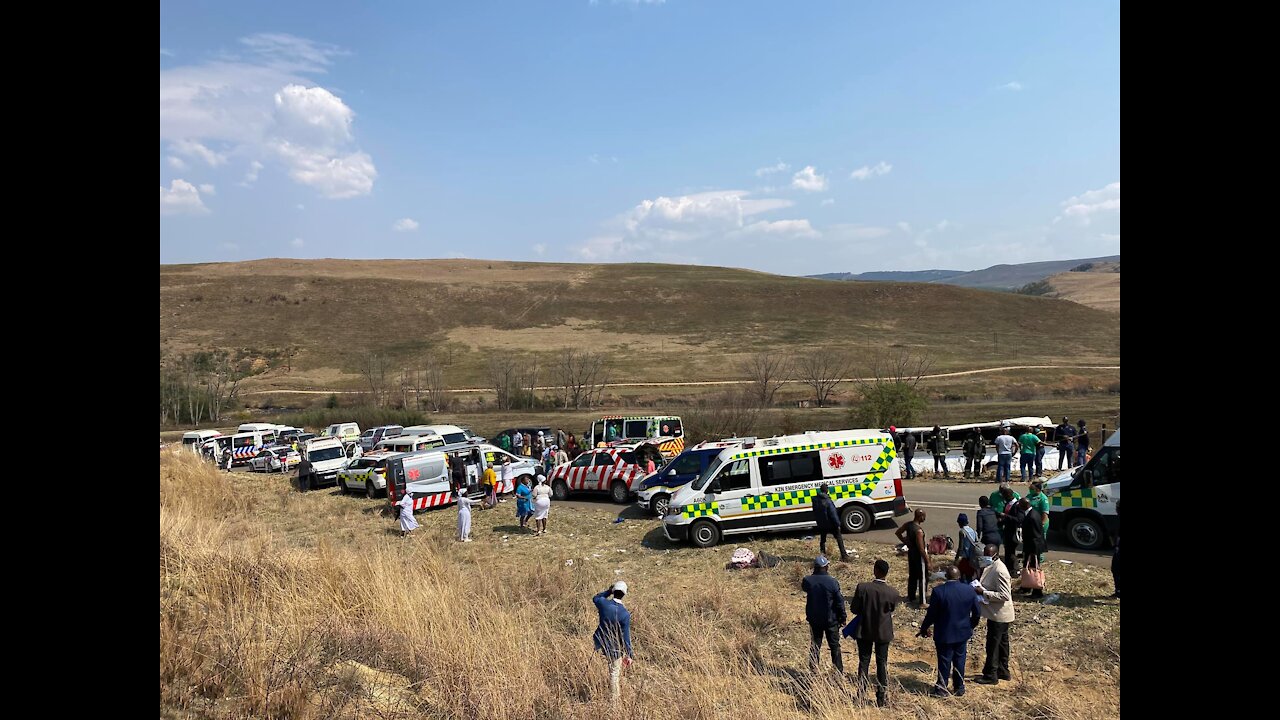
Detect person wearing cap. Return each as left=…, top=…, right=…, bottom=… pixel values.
left=1055, top=416, right=1077, bottom=471
left=802, top=555, right=847, bottom=675
left=992, top=426, right=1016, bottom=484
left=592, top=581, right=634, bottom=700
left=954, top=513, right=980, bottom=581
left=851, top=559, right=901, bottom=707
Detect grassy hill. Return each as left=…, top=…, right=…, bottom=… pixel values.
left=809, top=256, right=1120, bottom=291
left=160, top=259, right=1121, bottom=392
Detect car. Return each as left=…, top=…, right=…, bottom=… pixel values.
left=636, top=439, right=745, bottom=517
left=359, top=425, right=405, bottom=452
left=249, top=446, right=302, bottom=473
left=548, top=442, right=665, bottom=504
left=337, top=451, right=398, bottom=498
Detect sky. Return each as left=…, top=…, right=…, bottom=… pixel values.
left=160, top=1, right=1120, bottom=275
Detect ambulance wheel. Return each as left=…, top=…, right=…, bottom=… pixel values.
left=841, top=504, right=874, bottom=534
left=610, top=481, right=629, bottom=504
left=552, top=480, right=569, bottom=501
left=338, top=478, right=349, bottom=494
left=651, top=494, right=671, bottom=517
left=1065, top=515, right=1105, bottom=550
left=366, top=479, right=379, bottom=499
left=690, top=520, right=720, bottom=548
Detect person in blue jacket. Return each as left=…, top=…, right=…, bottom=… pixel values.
left=593, top=581, right=634, bottom=700
left=918, top=566, right=983, bottom=697
left=802, top=555, right=847, bottom=674
left=812, top=484, right=850, bottom=561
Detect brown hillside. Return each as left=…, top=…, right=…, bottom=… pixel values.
left=160, top=259, right=1121, bottom=389
left=1042, top=271, right=1121, bottom=313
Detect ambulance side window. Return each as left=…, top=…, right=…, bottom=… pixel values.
left=762, top=451, right=822, bottom=486
left=625, top=420, right=649, bottom=438
left=715, top=460, right=752, bottom=492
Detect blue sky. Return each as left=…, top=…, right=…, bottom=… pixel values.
left=160, top=1, right=1120, bottom=275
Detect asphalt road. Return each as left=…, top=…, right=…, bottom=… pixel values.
left=554, top=478, right=1113, bottom=568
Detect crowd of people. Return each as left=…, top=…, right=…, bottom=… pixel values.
left=889, top=417, right=1100, bottom=482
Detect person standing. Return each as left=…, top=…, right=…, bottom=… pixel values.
left=992, top=426, right=1016, bottom=484
left=900, top=430, right=918, bottom=480
left=395, top=490, right=420, bottom=538
left=1017, top=499, right=1047, bottom=599
left=556, top=427, right=567, bottom=450
left=1017, top=427, right=1040, bottom=483
left=592, top=581, right=634, bottom=701
left=482, top=462, right=498, bottom=509
left=566, top=433, right=578, bottom=459
left=851, top=559, right=900, bottom=707
left=812, top=484, right=851, bottom=561
left=954, top=513, right=980, bottom=581
left=801, top=555, right=846, bottom=675
left=499, top=456, right=515, bottom=497
left=963, top=430, right=986, bottom=479
left=991, top=484, right=1023, bottom=572
left=974, top=544, right=1014, bottom=685
left=975, top=496, right=1002, bottom=558
left=223, top=447, right=234, bottom=473
left=1026, top=481, right=1051, bottom=565
left=554, top=445, right=569, bottom=469
left=1034, top=425, right=1048, bottom=478
left=294, top=456, right=315, bottom=493
left=515, top=476, right=533, bottom=531
left=456, top=487, right=473, bottom=542
left=531, top=477, right=552, bottom=535
left=450, top=453, right=467, bottom=495
left=895, top=509, right=931, bottom=605
left=918, top=566, right=982, bottom=698
left=1056, top=416, right=1077, bottom=471
left=1076, top=419, right=1091, bottom=467
left=929, top=426, right=951, bottom=478
left=466, top=449, right=482, bottom=488
left=522, top=432, right=532, bottom=458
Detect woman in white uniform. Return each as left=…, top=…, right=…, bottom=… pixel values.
left=531, top=476, right=552, bottom=536
left=395, top=491, right=419, bottom=537
left=457, top=487, right=474, bottom=542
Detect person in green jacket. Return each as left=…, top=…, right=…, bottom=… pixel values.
left=1025, top=481, right=1051, bottom=564
left=990, top=484, right=1022, bottom=571
left=929, top=425, right=951, bottom=479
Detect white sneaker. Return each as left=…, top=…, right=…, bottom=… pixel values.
left=463, top=538, right=473, bottom=542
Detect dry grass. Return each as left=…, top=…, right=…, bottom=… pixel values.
left=1038, top=272, right=1121, bottom=313
left=159, top=451, right=1119, bottom=719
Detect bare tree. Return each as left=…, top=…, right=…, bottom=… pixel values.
left=850, top=350, right=934, bottom=428
left=556, top=350, right=609, bottom=409
left=682, top=388, right=761, bottom=443
left=360, top=352, right=389, bottom=407
left=487, top=355, right=519, bottom=411
left=741, top=352, right=791, bottom=408
left=423, top=361, right=449, bottom=412
left=797, top=350, right=853, bottom=408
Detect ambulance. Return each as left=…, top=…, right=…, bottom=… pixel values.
left=547, top=441, right=665, bottom=503
left=635, top=439, right=744, bottom=517
left=1045, top=428, right=1120, bottom=550
left=662, top=429, right=908, bottom=548
left=181, top=430, right=222, bottom=454
left=583, top=415, right=685, bottom=459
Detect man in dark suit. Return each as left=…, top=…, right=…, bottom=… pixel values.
left=801, top=555, right=846, bottom=675
left=851, top=559, right=901, bottom=707
left=812, top=484, right=850, bottom=561
left=918, top=566, right=982, bottom=697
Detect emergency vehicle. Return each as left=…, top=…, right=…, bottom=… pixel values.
left=549, top=441, right=665, bottom=504
left=181, top=430, right=222, bottom=454
left=635, top=439, right=744, bottom=517
left=662, top=429, right=908, bottom=548
left=337, top=450, right=398, bottom=498
left=228, top=430, right=273, bottom=465
left=583, top=416, right=684, bottom=459
left=1045, top=428, right=1120, bottom=550
left=385, top=443, right=540, bottom=512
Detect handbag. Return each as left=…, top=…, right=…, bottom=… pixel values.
left=1019, top=566, right=1045, bottom=590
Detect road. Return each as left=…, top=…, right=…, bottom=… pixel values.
left=554, top=478, right=1112, bottom=568
left=241, top=364, right=1120, bottom=395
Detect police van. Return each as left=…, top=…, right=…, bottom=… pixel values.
left=662, top=429, right=908, bottom=548
left=228, top=430, right=273, bottom=465
left=583, top=415, right=684, bottom=459
left=1045, top=428, right=1120, bottom=550
left=181, top=430, right=222, bottom=454
left=636, top=439, right=744, bottom=517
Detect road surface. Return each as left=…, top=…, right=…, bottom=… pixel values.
left=554, top=478, right=1112, bottom=568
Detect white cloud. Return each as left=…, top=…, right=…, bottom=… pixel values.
left=160, top=33, right=375, bottom=199
left=1000, top=81, right=1024, bottom=91
left=167, top=156, right=187, bottom=170
left=160, top=48, right=174, bottom=57
left=1055, top=182, right=1120, bottom=224
left=199, top=183, right=216, bottom=195
left=160, top=179, right=209, bottom=216
left=827, top=223, right=892, bottom=240
left=791, top=166, right=827, bottom=192
left=850, top=161, right=892, bottom=181
left=820, top=198, right=835, bottom=206
left=242, top=160, right=264, bottom=186
left=935, top=219, right=950, bottom=231
left=171, top=139, right=227, bottom=167
left=740, top=219, right=820, bottom=238
left=393, top=218, right=420, bottom=232
left=291, top=238, right=304, bottom=248
left=533, top=243, right=547, bottom=256
left=755, top=161, right=790, bottom=177
left=896, top=221, right=911, bottom=233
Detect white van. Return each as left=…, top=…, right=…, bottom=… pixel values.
left=237, top=423, right=279, bottom=444
left=1045, top=428, right=1120, bottom=550
left=229, top=431, right=273, bottom=465
left=376, top=434, right=446, bottom=454
left=181, top=430, right=222, bottom=454
left=322, top=422, right=362, bottom=444
left=662, top=429, right=908, bottom=548
left=385, top=451, right=454, bottom=511
left=302, top=437, right=351, bottom=488
left=401, top=424, right=472, bottom=445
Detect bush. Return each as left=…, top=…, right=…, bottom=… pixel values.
left=849, top=381, right=927, bottom=428
left=1015, top=280, right=1053, bottom=296
left=1106, top=380, right=1120, bottom=394
left=326, top=393, right=340, bottom=409
left=1007, top=385, right=1036, bottom=401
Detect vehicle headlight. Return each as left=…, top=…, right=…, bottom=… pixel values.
left=669, top=505, right=684, bottom=517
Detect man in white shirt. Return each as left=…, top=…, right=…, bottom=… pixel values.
left=992, top=427, right=1017, bottom=485
left=973, top=544, right=1014, bottom=684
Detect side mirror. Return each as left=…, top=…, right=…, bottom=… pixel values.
left=709, top=480, right=722, bottom=494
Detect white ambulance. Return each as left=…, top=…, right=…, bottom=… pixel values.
left=662, top=429, right=909, bottom=548
left=181, top=430, right=222, bottom=454
left=1045, top=428, right=1120, bottom=550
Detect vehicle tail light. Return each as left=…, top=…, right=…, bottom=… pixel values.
left=894, top=477, right=904, bottom=498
